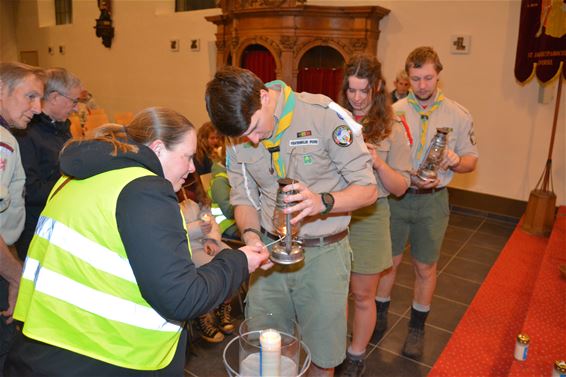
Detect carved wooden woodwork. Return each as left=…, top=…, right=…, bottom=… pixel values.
left=206, top=0, right=389, bottom=88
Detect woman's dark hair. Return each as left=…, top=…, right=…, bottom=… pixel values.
left=339, top=53, right=392, bottom=143
left=205, top=66, right=267, bottom=137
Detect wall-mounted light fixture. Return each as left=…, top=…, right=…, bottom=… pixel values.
left=94, top=0, right=114, bottom=48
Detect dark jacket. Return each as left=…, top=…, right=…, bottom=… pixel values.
left=6, top=138, right=249, bottom=376
left=13, top=113, right=71, bottom=259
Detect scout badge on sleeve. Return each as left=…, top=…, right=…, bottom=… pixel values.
left=333, top=125, right=353, bottom=147
left=328, top=102, right=362, bottom=136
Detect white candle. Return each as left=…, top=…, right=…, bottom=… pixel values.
left=260, top=329, right=281, bottom=376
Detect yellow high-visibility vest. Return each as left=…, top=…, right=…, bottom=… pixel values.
left=15, top=166, right=188, bottom=370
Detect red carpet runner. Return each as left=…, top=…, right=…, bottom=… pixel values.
left=429, top=207, right=566, bottom=377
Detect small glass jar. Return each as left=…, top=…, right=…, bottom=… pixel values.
left=553, top=360, right=566, bottom=377
left=514, top=333, right=530, bottom=361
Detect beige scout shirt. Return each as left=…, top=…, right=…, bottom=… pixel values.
left=226, top=88, right=376, bottom=238
left=0, top=126, right=26, bottom=245
left=393, top=92, right=479, bottom=188
left=370, top=120, right=411, bottom=198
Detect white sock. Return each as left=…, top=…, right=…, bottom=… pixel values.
left=412, top=302, right=430, bottom=312
left=347, top=345, right=365, bottom=358
left=376, top=296, right=391, bottom=303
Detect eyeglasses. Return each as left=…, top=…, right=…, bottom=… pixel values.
left=57, top=92, right=80, bottom=106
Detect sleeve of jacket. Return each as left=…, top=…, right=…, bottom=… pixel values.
left=211, top=174, right=235, bottom=219
left=116, top=176, right=249, bottom=321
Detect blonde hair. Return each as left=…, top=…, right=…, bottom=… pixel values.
left=394, top=70, right=409, bottom=83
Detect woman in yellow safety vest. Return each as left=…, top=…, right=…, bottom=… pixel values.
left=6, top=107, right=269, bottom=376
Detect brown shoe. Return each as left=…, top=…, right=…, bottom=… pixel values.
left=197, top=313, right=224, bottom=343
left=215, top=303, right=235, bottom=334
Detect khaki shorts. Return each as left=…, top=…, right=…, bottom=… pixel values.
left=389, top=189, right=449, bottom=264
left=349, top=197, right=393, bottom=274
left=245, top=236, right=352, bottom=368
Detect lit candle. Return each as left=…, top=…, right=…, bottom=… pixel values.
left=260, top=329, right=281, bottom=376
left=200, top=213, right=211, bottom=223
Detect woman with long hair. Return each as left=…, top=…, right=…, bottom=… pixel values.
left=337, top=54, right=411, bottom=377
left=194, top=121, right=222, bottom=175
left=6, top=107, right=268, bottom=376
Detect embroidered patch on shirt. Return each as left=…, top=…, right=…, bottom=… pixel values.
left=289, top=138, right=319, bottom=146
left=0, top=142, right=14, bottom=154
left=303, top=155, right=313, bottom=165
left=332, top=125, right=353, bottom=147
left=297, top=130, right=312, bottom=138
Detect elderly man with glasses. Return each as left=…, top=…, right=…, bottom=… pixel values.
left=14, top=67, right=82, bottom=260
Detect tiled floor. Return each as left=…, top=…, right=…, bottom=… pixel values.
left=184, top=206, right=517, bottom=377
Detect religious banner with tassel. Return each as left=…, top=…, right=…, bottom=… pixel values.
left=514, top=0, right=565, bottom=236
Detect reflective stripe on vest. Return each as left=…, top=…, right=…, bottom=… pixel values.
left=14, top=166, right=184, bottom=370
left=208, top=171, right=235, bottom=233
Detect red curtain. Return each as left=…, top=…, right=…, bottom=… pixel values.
left=297, top=67, right=343, bottom=101
left=242, top=50, right=276, bottom=83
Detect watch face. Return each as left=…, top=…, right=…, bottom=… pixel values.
left=322, top=192, right=334, bottom=207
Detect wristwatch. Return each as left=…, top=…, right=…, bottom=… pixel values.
left=320, top=192, right=335, bottom=215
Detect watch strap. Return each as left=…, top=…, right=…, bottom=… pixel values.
left=242, top=228, right=262, bottom=238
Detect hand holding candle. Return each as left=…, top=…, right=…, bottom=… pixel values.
left=260, top=329, right=281, bottom=376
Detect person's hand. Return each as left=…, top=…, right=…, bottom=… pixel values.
left=410, top=172, right=440, bottom=189
left=242, top=230, right=263, bottom=247
left=199, top=219, right=212, bottom=235
left=204, top=239, right=220, bottom=256
left=440, top=149, right=461, bottom=170
left=239, top=244, right=271, bottom=273
left=281, top=181, right=324, bottom=224
left=0, top=279, right=19, bottom=324
left=366, top=143, right=385, bottom=171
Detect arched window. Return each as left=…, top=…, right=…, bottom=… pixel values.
left=241, top=45, right=276, bottom=83
left=297, top=46, right=344, bottom=101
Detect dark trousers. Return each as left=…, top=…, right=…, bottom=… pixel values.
left=6, top=330, right=187, bottom=376
left=0, top=278, right=16, bottom=377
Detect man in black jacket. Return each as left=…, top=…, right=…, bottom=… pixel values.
left=14, top=67, right=81, bottom=259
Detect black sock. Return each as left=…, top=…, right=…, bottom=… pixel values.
left=409, top=307, right=429, bottom=329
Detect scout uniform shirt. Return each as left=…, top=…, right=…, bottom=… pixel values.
left=393, top=91, right=479, bottom=188
left=226, top=86, right=376, bottom=238
left=0, top=124, right=25, bottom=245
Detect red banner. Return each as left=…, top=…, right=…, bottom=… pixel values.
left=514, top=0, right=566, bottom=83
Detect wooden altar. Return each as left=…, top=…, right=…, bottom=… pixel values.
left=205, top=0, right=390, bottom=90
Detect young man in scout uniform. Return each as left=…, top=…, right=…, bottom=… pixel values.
left=374, top=46, right=479, bottom=359
left=205, top=66, right=377, bottom=376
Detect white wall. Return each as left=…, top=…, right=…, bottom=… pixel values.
left=15, top=0, right=220, bottom=127
left=0, top=0, right=18, bottom=61
left=10, top=0, right=566, bottom=206
left=315, top=0, right=565, bottom=206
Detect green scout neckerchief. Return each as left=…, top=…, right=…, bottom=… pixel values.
left=261, top=80, right=296, bottom=178
left=407, top=90, right=445, bottom=161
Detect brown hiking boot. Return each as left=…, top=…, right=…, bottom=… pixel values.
left=215, top=303, right=235, bottom=334
left=402, top=327, right=425, bottom=359
left=197, top=313, right=224, bottom=343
